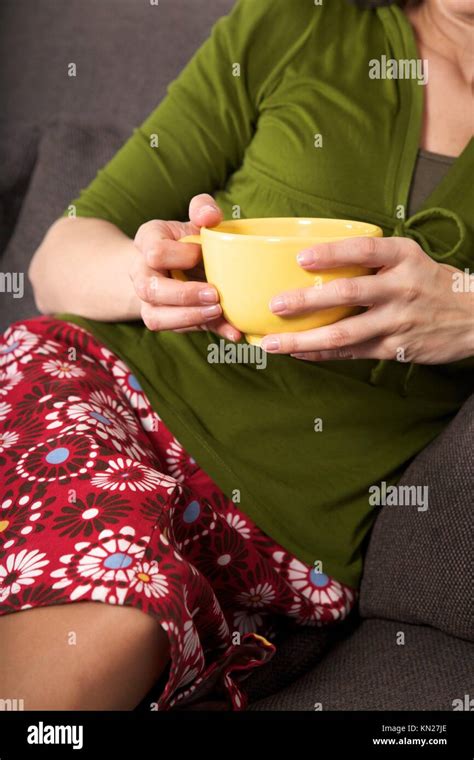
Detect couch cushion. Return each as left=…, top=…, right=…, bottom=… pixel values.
left=0, top=122, right=40, bottom=254
left=244, top=616, right=358, bottom=704
left=0, top=0, right=234, bottom=127
left=0, top=120, right=128, bottom=330
left=360, top=394, right=474, bottom=642
left=249, top=619, right=474, bottom=711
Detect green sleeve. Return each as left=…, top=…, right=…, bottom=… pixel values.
left=63, top=0, right=312, bottom=238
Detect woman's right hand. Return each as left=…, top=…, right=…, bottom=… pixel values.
left=130, top=194, right=241, bottom=341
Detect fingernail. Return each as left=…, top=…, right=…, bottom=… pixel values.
left=297, top=249, right=315, bottom=266
left=270, top=296, right=286, bottom=313
left=202, top=304, right=221, bottom=318
left=261, top=338, right=280, bottom=352
left=199, top=287, right=218, bottom=304
left=198, top=204, right=219, bottom=216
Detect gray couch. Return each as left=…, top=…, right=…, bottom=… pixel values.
left=1, top=0, right=472, bottom=711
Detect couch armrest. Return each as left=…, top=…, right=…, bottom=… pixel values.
left=359, top=393, right=474, bottom=641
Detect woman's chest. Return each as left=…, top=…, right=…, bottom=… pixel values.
left=418, top=55, right=473, bottom=157
left=232, top=74, right=409, bottom=227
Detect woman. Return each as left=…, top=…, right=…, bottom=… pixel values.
left=0, top=0, right=472, bottom=710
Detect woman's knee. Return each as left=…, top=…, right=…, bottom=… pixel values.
left=0, top=602, right=170, bottom=710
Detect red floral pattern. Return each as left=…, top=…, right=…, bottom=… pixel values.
left=0, top=318, right=356, bottom=710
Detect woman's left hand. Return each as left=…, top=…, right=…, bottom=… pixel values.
left=260, top=236, right=474, bottom=364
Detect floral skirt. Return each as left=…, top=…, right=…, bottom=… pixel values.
left=0, top=317, right=355, bottom=710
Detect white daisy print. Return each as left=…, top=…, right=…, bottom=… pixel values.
left=36, top=338, right=62, bottom=356
left=236, top=583, right=276, bottom=609
left=233, top=609, right=264, bottom=634
left=216, top=611, right=230, bottom=640
left=99, top=351, right=159, bottom=432
left=108, top=356, right=147, bottom=410
left=208, top=594, right=231, bottom=640
left=42, top=359, right=85, bottom=379
left=50, top=525, right=148, bottom=604
left=44, top=398, right=84, bottom=432
left=0, top=430, right=19, bottom=452
left=140, top=411, right=161, bottom=434
left=91, top=457, right=178, bottom=493
left=0, top=402, right=12, bottom=421
left=128, top=560, right=168, bottom=599
left=0, top=548, right=49, bottom=601
left=0, top=327, right=39, bottom=366
left=182, top=619, right=201, bottom=661
left=161, top=619, right=179, bottom=639
left=165, top=439, right=186, bottom=481
left=173, top=666, right=200, bottom=691
left=76, top=530, right=145, bottom=582
left=287, top=558, right=345, bottom=606
left=0, top=362, right=23, bottom=396
left=165, top=437, right=197, bottom=482
left=44, top=397, right=147, bottom=460
left=66, top=392, right=137, bottom=441
left=226, top=512, right=251, bottom=539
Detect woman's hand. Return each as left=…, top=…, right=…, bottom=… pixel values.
left=130, top=194, right=241, bottom=341
left=261, top=236, right=474, bottom=364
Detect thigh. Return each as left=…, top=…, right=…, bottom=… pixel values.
left=0, top=320, right=171, bottom=709
left=0, top=602, right=170, bottom=710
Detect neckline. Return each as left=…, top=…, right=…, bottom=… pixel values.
left=377, top=4, right=473, bottom=217
left=418, top=148, right=456, bottom=165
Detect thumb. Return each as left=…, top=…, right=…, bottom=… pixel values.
left=207, top=318, right=242, bottom=343
left=189, top=193, right=223, bottom=228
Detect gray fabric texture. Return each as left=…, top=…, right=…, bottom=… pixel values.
left=0, top=0, right=235, bottom=127
left=0, top=123, right=40, bottom=255
left=360, top=394, right=474, bottom=643
left=0, top=121, right=129, bottom=329
left=244, top=616, right=358, bottom=703
left=407, top=150, right=455, bottom=216
left=249, top=619, right=474, bottom=711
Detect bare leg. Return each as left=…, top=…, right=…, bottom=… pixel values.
left=0, top=602, right=170, bottom=710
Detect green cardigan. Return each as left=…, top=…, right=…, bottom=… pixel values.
left=58, top=0, right=474, bottom=587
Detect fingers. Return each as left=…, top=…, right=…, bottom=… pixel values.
left=154, top=275, right=218, bottom=306
left=143, top=238, right=203, bottom=271
left=134, top=219, right=202, bottom=269
left=296, top=236, right=412, bottom=271
left=140, top=304, right=243, bottom=340
left=135, top=270, right=219, bottom=307
left=135, top=195, right=222, bottom=271
left=290, top=336, right=400, bottom=362
left=269, top=274, right=394, bottom=316
left=134, top=219, right=173, bottom=258
left=141, top=302, right=223, bottom=331
left=206, top=318, right=242, bottom=342
left=135, top=194, right=222, bottom=263
left=260, top=311, right=389, bottom=355
left=131, top=193, right=227, bottom=336
left=291, top=337, right=410, bottom=362
left=173, top=318, right=242, bottom=341
left=130, top=253, right=219, bottom=307
left=189, top=194, right=223, bottom=228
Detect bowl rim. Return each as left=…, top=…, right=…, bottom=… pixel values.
left=202, top=217, right=383, bottom=242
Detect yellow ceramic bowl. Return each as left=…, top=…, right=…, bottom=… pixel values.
left=175, top=217, right=383, bottom=345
